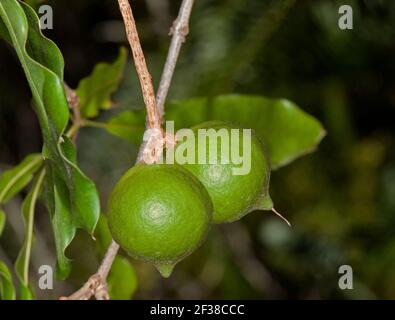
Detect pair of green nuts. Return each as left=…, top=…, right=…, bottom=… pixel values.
left=107, top=121, right=277, bottom=277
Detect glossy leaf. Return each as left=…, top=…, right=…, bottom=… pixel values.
left=100, top=97, right=208, bottom=144
left=105, top=95, right=325, bottom=169
left=208, top=95, right=326, bottom=169
left=166, top=97, right=209, bottom=129
left=94, top=214, right=113, bottom=257
left=76, top=47, right=127, bottom=118
left=107, top=257, right=138, bottom=300
left=102, top=111, right=146, bottom=145
left=0, top=209, right=5, bottom=236
left=24, top=0, right=45, bottom=9
left=0, top=261, right=15, bottom=300
left=15, top=170, right=45, bottom=300
left=0, top=154, right=43, bottom=204
left=43, top=164, right=74, bottom=279
left=19, top=285, right=34, bottom=300
left=0, top=0, right=100, bottom=278
left=167, top=95, right=325, bottom=169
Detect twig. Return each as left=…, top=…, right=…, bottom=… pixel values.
left=61, top=0, right=194, bottom=300
left=61, top=240, right=119, bottom=300
left=97, top=240, right=119, bottom=279
left=64, top=83, right=80, bottom=111
left=64, top=83, right=81, bottom=143
left=156, top=0, right=195, bottom=121
left=118, top=0, right=174, bottom=164
left=118, top=0, right=160, bottom=130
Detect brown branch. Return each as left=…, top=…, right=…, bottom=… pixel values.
left=64, top=83, right=81, bottom=143
left=64, top=83, right=80, bottom=111
left=118, top=0, right=160, bottom=130
left=97, top=240, right=120, bottom=279
left=61, top=240, right=119, bottom=300
left=61, top=0, right=195, bottom=300
left=156, top=0, right=195, bottom=121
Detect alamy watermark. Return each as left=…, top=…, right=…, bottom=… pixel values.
left=338, top=5, right=353, bottom=30
left=142, top=121, right=252, bottom=176
left=38, top=5, right=53, bottom=30
left=38, top=265, right=53, bottom=290
left=338, top=264, right=353, bottom=290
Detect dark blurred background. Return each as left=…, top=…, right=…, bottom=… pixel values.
left=1, top=0, right=395, bottom=299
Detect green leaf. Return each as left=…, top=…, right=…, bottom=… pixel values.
left=0, top=16, right=11, bottom=43
left=15, top=170, right=45, bottom=300
left=19, top=284, right=34, bottom=300
left=101, top=111, right=146, bottom=145
left=208, top=95, right=326, bottom=169
left=24, top=0, right=45, bottom=9
left=0, top=209, right=5, bottom=236
left=0, top=154, right=43, bottom=204
left=76, top=47, right=127, bottom=118
left=166, top=97, right=210, bottom=129
left=94, top=214, right=113, bottom=258
left=107, top=257, right=137, bottom=300
left=99, top=98, right=208, bottom=144
left=104, top=95, right=325, bottom=169
left=43, top=164, right=74, bottom=279
left=168, top=95, right=325, bottom=169
left=0, top=261, right=16, bottom=300
left=0, top=0, right=100, bottom=278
